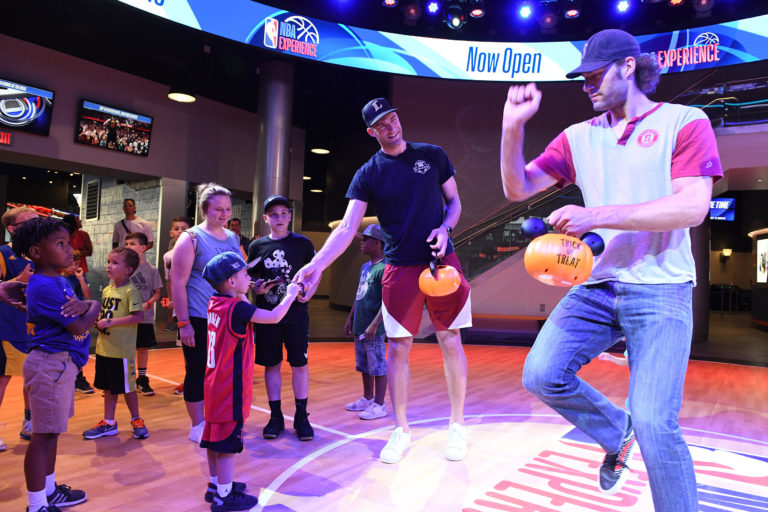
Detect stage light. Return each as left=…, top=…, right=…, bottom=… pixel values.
left=426, top=1, right=441, bottom=15
left=445, top=4, right=466, bottom=29
left=669, top=0, right=684, bottom=5
left=693, top=0, right=714, bottom=13
left=540, top=11, right=557, bottom=30
left=382, top=0, right=398, bottom=7
left=519, top=3, right=533, bottom=19
left=469, top=0, right=485, bottom=18
left=563, top=0, right=581, bottom=18
left=617, top=1, right=631, bottom=13
left=404, top=2, right=421, bottom=21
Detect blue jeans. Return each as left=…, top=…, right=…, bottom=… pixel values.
left=523, top=281, right=698, bottom=512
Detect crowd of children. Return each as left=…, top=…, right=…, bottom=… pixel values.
left=0, top=197, right=393, bottom=512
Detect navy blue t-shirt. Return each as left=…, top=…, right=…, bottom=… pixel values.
left=346, top=142, right=455, bottom=266
left=26, top=274, right=91, bottom=368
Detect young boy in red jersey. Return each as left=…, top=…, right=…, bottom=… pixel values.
left=201, top=252, right=301, bottom=511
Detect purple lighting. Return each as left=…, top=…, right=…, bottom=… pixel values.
left=426, top=1, right=440, bottom=15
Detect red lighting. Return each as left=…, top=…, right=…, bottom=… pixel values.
left=564, top=8, right=580, bottom=18
left=669, top=0, right=684, bottom=5
left=382, top=0, right=398, bottom=7
left=469, top=8, right=485, bottom=18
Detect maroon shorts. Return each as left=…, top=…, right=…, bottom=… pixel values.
left=381, top=251, right=472, bottom=338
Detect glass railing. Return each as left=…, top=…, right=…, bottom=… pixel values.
left=453, top=184, right=584, bottom=279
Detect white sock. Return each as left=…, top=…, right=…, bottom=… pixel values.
left=209, top=476, right=218, bottom=486
left=27, top=489, right=47, bottom=511
left=217, top=481, right=233, bottom=498
left=45, top=473, right=56, bottom=495
left=104, top=419, right=116, bottom=426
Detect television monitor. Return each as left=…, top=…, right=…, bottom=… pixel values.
left=0, top=78, right=55, bottom=136
left=757, top=237, right=768, bottom=284
left=75, top=100, right=152, bottom=156
left=710, top=197, right=735, bottom=221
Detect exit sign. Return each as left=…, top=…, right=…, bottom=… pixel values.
left=0, top=131, right=12, bottom=146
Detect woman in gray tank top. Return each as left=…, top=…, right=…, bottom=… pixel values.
left=171, top=183, right=240, bottom=443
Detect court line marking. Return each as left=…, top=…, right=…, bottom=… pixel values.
left=255, top=413, right=768, bottom=510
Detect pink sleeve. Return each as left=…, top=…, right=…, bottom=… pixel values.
left=671, top=118, right=723, bottom=182
left=531, top=131, right=576, bottom=187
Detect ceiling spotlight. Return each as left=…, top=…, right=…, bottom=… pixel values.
left=310, top=189, right=323, bottom=193
left=518, top=3, right=533, bottom=19
left=404, top=2, right=421, bottom=21
left=563, top=0, right=581, bottom=18
left=303, top=176, right=311, bottom=180
left=539, top=11, right=558, bottom=30
left=669, top=0, right=684, bottom=5
left=468, top=0, right=485, bottom=18
left=168, top=85, right=196, bottom=103
left=693, top=0, right=714, bottom=14
left=310, top=148, right=330, bottom=155
left=616, top=0, right=631, bottom=13
left=382, top=0, right=398, bottom=7
left=426, top=1, right=441, bottom=15
left=445, top=4, right=466, bottom=29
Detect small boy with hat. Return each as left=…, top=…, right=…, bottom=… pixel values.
left=343, top=224, right=388, bottom=420
left=200, top=251, right=301, bottom=511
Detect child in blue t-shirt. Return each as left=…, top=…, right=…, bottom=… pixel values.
left=12, top=217, right=101, bottom=512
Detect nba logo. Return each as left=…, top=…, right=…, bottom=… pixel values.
left=264, top=18, right=278, bottom=49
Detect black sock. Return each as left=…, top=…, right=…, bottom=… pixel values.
left=295, top=398, right=308, bottom=416
left=268, top=400, right=282, bottom=418
left=24, top=409, right=31, bottom=421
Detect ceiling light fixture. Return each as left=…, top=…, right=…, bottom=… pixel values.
left=310, top=148, right=330, bottom=155
left=445, top=4, right=466, bottom=29
left=168, top=86, right=196, bottom=103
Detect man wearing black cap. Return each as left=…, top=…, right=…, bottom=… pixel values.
left=499, top=29, right=722, bottom=511
left=246, top=195, right=316, bottom=441
left=295, top=97, right=472, bottom=465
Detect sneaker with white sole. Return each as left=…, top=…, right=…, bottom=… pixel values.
left=379, top=427, right=411, bottom=464
left=47, top=483, right=87, bottom=507
left=189, top=420, right=205, bottom=443
left=83, top=420, right=118, bottom=439
left=210, top=489, right=258, bottom=512
left=598, top=417, right=637, bottom=495
left=20, top=417, right=32, bottom=440
left=204, top=481, right=246, bottom=503
left=445, top=423, right=468, bottom=461
left=345, top=396, right=373, bottom=411
left=359, top=402, right=387, bottom=420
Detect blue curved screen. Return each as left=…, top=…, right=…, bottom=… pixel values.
left=119, top=1, right=768, bottom=81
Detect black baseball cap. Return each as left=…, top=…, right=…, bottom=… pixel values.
left=362, top=97, right=398, bottom=128
left=566, top=29, right=641, bottom=79
left=263, top=195, right=290, bottom=214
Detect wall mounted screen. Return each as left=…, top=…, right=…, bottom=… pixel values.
left=75, top=100, right=152, bottom=157
left=710, top=198, right=735, bottom=221
left=757, top=237, right=768, bottom=284
left=0, top=78, right=55, bottom=136
left=119, top=1, right=768, bottom=82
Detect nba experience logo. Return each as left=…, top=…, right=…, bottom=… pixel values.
left=263, top=15, right=319, bottom=58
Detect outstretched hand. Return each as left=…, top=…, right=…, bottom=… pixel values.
left=0, top=281, right=27, bottom=312
left=503, top=83, right=543, bottom=129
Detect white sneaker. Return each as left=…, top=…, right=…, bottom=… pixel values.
left=345, top=396, right=373, bottom=411
left=0, top=436, right=6, bottom=451
left=359, top=402, right=387, bottom=420
left=445, top=423, right=468, bottom=461
left=379, top=427, right=411, bottom=464
left=189, top=421, right=205, bottom=443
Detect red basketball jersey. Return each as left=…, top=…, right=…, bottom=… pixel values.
left=204, top=296, right=254, bottom=423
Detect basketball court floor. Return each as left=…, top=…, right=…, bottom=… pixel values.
left=1, top=342, right=766, bottom=511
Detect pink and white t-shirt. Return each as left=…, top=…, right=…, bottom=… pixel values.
left=532, top=102, right=723, bottom=285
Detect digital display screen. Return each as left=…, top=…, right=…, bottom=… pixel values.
left=75, top=100, right=152, bottom=157
left=0, top=78, right=55, bottom=136
left=757, top=238, right=768, bottom=284
left=710, top=198, right=735, bottom=221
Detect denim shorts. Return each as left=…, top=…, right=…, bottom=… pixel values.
left=354, top=333, right=387, bottom=376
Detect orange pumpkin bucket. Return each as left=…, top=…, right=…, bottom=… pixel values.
left=419, top=258, right=461, bottom=297
left=524, top=233, right=595, bottom=287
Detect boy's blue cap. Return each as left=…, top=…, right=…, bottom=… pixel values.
left=203, top=251, right=257, bottom=286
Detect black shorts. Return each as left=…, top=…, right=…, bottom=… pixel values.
left=94, top=354, right=136, bottom=394
left=136, top=323, right=157, bottom=348
left=254, top=312, right=309, bottom=367
left=182, top=317, right=207, bottom=403
left=200, top=420, right=244, bottom=454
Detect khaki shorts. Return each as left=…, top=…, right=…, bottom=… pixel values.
left=23, top=350, right=77, bottom=434
left=1, top=340, right=28, bottom=376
